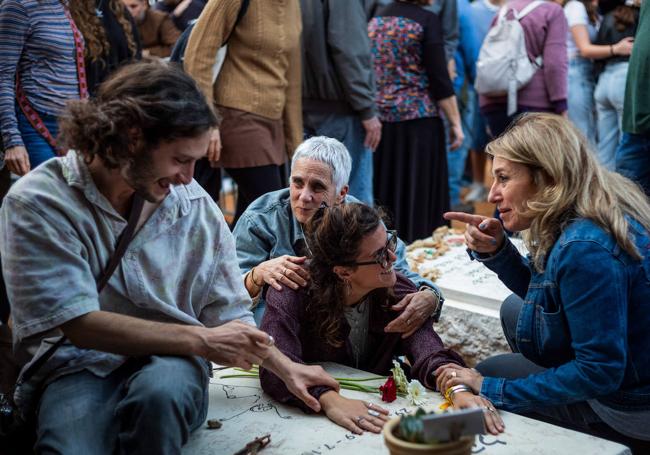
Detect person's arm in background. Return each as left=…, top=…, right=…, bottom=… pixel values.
left=0, top=0, right=31, bottom=175
left=571, top=26, right=633, bottom=59
left=326, top=0, right=381, bottom=150
left=543, top=4, right=569, bottom=115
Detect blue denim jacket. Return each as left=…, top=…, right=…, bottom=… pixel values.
left=232, top=189, right=438, bottom=317
left=475, top=218, right=650, bottom=412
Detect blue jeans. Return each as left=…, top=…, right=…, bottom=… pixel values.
left=616, top=131, right=650, bottom=197
left=16, top=106, right=59, bottom=169
left=36, top=356, right=210, bottom=455
left=567, top=58, right=596, bottom=146
left=303, top=111, right=373, bottom=205
left=594, top=62, right=628, bottom=171
left=446, top=87, right=475, bottom=206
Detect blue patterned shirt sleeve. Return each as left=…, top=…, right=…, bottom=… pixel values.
left=0, top=0, right=30, bottom=148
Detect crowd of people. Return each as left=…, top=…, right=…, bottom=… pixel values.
left=0, top=0, right=649, bottom=453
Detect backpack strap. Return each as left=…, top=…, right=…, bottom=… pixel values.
left=516, top=0, right=545, bottom=20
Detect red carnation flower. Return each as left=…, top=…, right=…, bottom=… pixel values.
left=380, top=376, right=397, bottom=402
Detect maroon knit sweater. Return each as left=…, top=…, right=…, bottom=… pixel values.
left=259, top=274, right=465, bottom=413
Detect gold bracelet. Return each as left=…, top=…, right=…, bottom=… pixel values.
left=250, top=267, right=264, bottom=287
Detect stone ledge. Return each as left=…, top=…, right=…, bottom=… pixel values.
left=436, top=299, right=510, bottom=367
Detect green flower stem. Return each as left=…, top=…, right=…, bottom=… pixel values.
left=220, top=373, right=259, bottom=379
left=333, top=376, right=386, bottom=382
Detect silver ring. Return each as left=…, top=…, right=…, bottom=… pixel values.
left=355, top=416, right=365, bottom=424
left=368, top=409, right=380, bottom=417
left=451, top=371, right=457, bottom=378
left=488, top=407, right=496, bottom=413
left=267, top=335, right=274, bottom=346
left=366, top=402, right=373, bottom=410
left=406, top=319, right=411, bottom=325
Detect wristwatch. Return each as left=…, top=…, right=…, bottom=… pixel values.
left=418, top=285, right=444, bottom=323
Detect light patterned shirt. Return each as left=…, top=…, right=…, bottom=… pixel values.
left=0, top=151, right=254, bottom=395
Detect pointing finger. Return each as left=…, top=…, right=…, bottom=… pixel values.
left=443, top=211, right=488, bottom=226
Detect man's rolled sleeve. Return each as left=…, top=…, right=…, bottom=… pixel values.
left=0, top=196, right=100, bottom=341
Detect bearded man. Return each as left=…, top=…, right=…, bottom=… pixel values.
left=0, top=61, right=337, bottom=453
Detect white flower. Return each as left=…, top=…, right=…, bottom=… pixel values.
left=407, top=380, right=426, bottom=406
left=391, top=360, right=409, bottom=394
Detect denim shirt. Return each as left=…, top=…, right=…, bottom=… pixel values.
left=232, top=188, right=438, bottom=305
left=475, top=218, right=650, bottom=412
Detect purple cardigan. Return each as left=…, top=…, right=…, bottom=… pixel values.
left=479, top=0, right=568, bottom=114
left=259, top=274, right=465, bottom=413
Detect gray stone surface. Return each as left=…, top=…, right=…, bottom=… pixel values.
left=436, top=303, right=510, bottom=367
left=184, top=363, right=631, bottom=455
left=406, top=233, right=525, bottom=365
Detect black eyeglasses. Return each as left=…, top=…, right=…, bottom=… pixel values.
left=345, top=230, right=397, bottom=269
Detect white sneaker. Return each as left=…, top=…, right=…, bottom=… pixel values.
left=464, top=183, right=488, bottom=202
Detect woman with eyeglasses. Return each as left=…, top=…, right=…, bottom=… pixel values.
left=259, top=202, right=504, bottom=435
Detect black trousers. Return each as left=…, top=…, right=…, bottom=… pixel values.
left=226, top=164, right=286, bottom=225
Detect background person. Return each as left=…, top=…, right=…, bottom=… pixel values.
left=563, top=0, right=633, bottom=143
left=260, top=203, right=504, bottom=435
left=0, top=0, right=85, bottom=176
left=69, top=0, right=141, bottom=96
left=479, top=0, right=568, bottom=138
left=616, top=0, right=649, bottom=196
left=441, top=113, right=650, bottom=453
left=593, top=0, right=639, bottom=170
left=300, top=0, right=381, bottom=205
left=122, top=0, right=181, bottom=58
left=184, top=0, right=303, bottom=223
left=369, top=0, right=464, bottom=243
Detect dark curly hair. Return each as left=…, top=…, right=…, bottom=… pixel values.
left=305, top=203, right=395, bottom=347
left=69, top=0, right=138, bottom=63
left=58, top=60, right=219, bottom=169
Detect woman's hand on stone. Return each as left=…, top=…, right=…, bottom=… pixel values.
left=256, top=255, right=310, bottom=291
left=452, top=391, right=505, bottom=435
left=319, top=391, right=390, bottom=434
left=443, top=212, right=505, bottom=254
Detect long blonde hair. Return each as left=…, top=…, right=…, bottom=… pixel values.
left=486, top=113, right=650, bottom=272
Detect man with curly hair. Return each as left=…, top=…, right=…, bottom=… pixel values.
left=0, top=61, right=337, bottom=453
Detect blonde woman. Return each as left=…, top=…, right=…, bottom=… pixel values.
left=443, top=113, right=650, bottom=452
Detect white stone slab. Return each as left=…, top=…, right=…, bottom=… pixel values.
left=184, top=363, right=630, bottom=455
left=409, top=236, right=527, bottom=312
